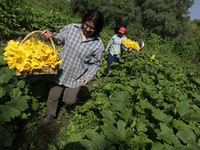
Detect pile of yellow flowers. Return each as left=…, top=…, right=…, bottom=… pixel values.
left=3, top=37, right=62, bottom=72
left=122, top=39, right=140, bottom=51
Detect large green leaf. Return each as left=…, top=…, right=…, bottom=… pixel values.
left=176, top=101, right=194, bottom=118
left=108, top=91, right=129, bottom=111
left=109, top=91, right=129, bottom=103
left=136, top=121, right=148, bottom=133
left=5, top=95, right=28, bottom=112
left=0, top=84, right=15, bottom=94
left=173, top=119, right=186, bottom=130
left=162, top=102, right=174, bottom=112
left=140, top=100, right=172, bottom=123
left=101, top=110, right=116, bottom=126
left=151, top=142, right=174, bottom=150
left=176, top=127, right=196, bottom=144
left=67, top=133, right=85, bottom=143
left=0, top=105, right=20, bottom=122
left=131, top=134, right=152, bottom=146
left=0, top=56, right=7, bottom=66
left=102, top=120, right=133, bottom=144
left=151, top=107, right=173, bottom=123
left=0, top=67, right=15, bottom=84
left=17, top=80, right=25, bottom=88
left=157, top=123, right=180, bottom=146
left=188, top=141, right=200, bottom=150
left=80, top=131, right=112, bottom=150
left=183, top=114, right=200, bottom=122
left=117, top=120, right=133, bottom=141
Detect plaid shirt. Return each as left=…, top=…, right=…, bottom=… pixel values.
left=52, top=23, right=104, bottom=88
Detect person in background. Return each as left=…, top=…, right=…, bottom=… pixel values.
left=37, top=9, right=104, bottom=128
left=103, top=27, right=127, bottom=76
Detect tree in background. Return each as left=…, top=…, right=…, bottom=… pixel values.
left=71, top=0, right=194, bottom=38
left=187, top=19, right=200, bottom=37
left=134, top=0, right=194, bottom=38
left=102, top=0, right=142, bottom=38
left=70, top=0, right=103, bottom=18
left=70, top=0, right=143, bottom=38
left=141, top=0, right=193, bottom=37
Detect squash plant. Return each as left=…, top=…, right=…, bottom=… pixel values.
left=58, top=50, right=200, bottom=150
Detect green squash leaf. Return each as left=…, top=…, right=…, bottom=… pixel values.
left=176, top=127, right=196, bottom=144
left=0, top=105, right=20, bottom=122
left=0, top=67, right=15, bottom=84
left=5, top=95, right=28, bottom=112
left=80, top=131, right=112, bottom=150
left=0, top=55, right=7, bottom=65
left=102, top=110, right=116, bottom=126
left=176, top=101, right=194, bottom=118
left=102, top=120, right=134, bottom=144
left=157, top=123, right=180, bottom=146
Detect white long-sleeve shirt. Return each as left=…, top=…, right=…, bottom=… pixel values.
left=105, top=34, right=126, bottom=58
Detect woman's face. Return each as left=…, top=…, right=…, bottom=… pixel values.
left=82, top=20, right=96, bottom=38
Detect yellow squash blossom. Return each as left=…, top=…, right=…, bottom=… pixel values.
left=3, top=37, right=62, bottom=72
left=150, top=55, right=156, bottom=61
left=151, top=55, right=155, bottom=60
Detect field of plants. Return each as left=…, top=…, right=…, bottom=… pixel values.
left=1, top=0, right=200, bottom=150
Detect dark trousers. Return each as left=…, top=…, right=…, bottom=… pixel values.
left=104, top=53, right=118, bottom=74
left=46, top=82, right=80, bottom=117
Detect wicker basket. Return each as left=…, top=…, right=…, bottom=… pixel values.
left=15, top=30, right=58, bottom=76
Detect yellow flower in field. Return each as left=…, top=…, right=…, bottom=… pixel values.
left=3, top=37, right=62, bottom=72
left=151, top=55, right=155, bottom=60
left=50, top=10, right=53, bottom=15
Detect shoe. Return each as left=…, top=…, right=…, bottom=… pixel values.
left=37, top=114, right=54, bottom=128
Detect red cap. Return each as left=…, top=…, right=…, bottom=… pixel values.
left=118, top=27, right=126, bottom=34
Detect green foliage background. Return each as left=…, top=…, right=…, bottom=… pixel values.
left=0, top=0, right=200, bottom=149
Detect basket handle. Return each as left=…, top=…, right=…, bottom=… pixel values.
left=19, top=30, right=56, bottom=52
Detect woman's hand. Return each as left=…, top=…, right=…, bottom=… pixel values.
left=81, top=77, right=89, bottom=86
left=41, top=30, right=53, bottom=40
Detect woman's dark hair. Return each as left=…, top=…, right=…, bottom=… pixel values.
left=82, top=9, right=104, bottom=36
